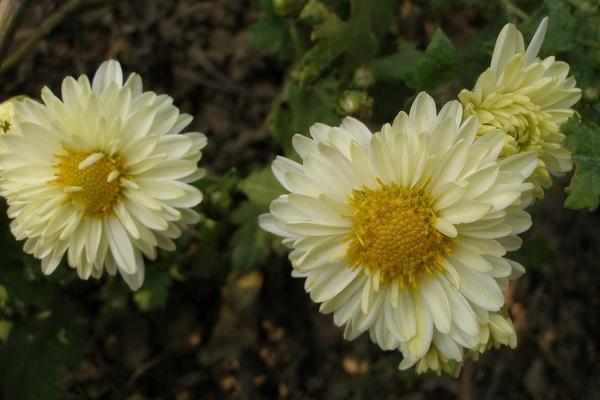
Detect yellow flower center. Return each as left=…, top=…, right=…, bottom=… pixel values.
left=345, top=182, right=450, bottom=288
left=53, top=148, right=124, bottom=217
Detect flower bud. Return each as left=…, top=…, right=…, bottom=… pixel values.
left=583, top=87, right=599, bottom=103
left=337, top=90, right=373, bottom=120
left=352, top=67, right=374, bottom=89
left=273, top=0, right=305, bottom=18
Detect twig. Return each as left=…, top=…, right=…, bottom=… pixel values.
left=458, top=359, right=474, bottom=400
left=500, top=0, right=531, bottom=23
left=0, top=0, right=109, bottom=74
left=0, top=0, right=28, bottom=60
left=126, top=354, right=167, bottom=388
left=189, top=45, right=240, bottom=92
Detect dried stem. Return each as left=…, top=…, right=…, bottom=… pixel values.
left=0, top=0, right=28, bottom=60
left=0, top=0, right=109, bottom=74
left=459, top=359, right=474, bottom=400
left=500, top=0, right=531, bottom=23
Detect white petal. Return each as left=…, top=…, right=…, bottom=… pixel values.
left=119, top=254, right=145, bottom=290
left=105, top=217, right=137, bottom=274
left=92, top=60, right=124, bottom=92
left=420, top=277, right=451, bottom=334
left=524, top=17, right=548, bottom=65
left=491, top=23, right=525, bottom=73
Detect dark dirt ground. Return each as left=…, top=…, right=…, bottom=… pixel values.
left=1, top=1, right=600, bottom=399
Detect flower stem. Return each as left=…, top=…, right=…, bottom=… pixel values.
left=500, top=0, right=531, bottom=22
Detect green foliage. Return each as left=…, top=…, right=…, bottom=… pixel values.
left=230, top=202, right=272, bottom=269
left=369, top=40, right=422, bottom=84
left=133, top=267, right=172, bottom=311
left=295, top=0, right=396, bottom=86
left=268, top=81, right=340, bottom=153
left=0, top=260, right=57, bottom=308
left=251, top=0, right=403, bottom=149
left=249, top=17, right=293, bottom=59
left=539, top=0, right=579, bottom=54
left=409, top=29, right=458, bottom=92
left=512, top=234, right=556, bottom=271
left=369, top=29, right=459, bottom=94
left=0, top=321, right=11, bottom=342
left=230, top=168, right=286, bottom=270
left=0, top=285, right=7, bottom=309
left=0, top=313, right=89, bottom=400
left=564, top=118, right=600, bottom=211
left=250, top=0, right=467, bottom=147
left=238, top=167, right=286, bottom=205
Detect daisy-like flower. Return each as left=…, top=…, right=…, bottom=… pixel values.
left=0, top=60, right=206, bottom=290
left=259, top=92, right=536, bottom=374
left=459, top=17, right=581, bottom=198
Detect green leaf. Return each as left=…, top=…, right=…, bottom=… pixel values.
left=232, top=167, right=287, bottom=270
left=0, top=285, right=7, bottom=309
left=564, top=117, right=600, bottom=210
left=297, top=0, right=397, bottom=86
left=0, top=321, right=11, bottom=342
left=0, top=259, right=57, bottom=308
left=297, top=1, right=347, bottom=85
left=249, top=17, right=292, bottom=58
left=239, top=167, right=286, bottom=206
left=369, top=29, right=458, bottom=93
left=230, top=202, right=272, bottom=270
left=0, top=313, right=89, bottom=400
left=133, top=267, right=172, bottom=311
left=407, top=28, right=459, bottom=92
left=512, top=234, right=556, bottom=271
left=541, top=0, right=578, bottom=54
left=369, top=40, right=423, bottom=83
left=268, top=81, right=340, bottom=152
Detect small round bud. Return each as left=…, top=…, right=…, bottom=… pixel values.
left=337, top=90, right=374, bottom=120
left=352, top=67, right=375, bottom=89
left=583, top=87, right=599, bottom=103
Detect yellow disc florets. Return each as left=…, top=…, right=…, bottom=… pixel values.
left=345, top=181, right=450, bottom=288
left=52, top=148, right=124, bottom=217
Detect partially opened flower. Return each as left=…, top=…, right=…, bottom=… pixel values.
left=259, top=92, right=536, bottom=374
left=0, top=60, right=206, bottom=290
left=459, top=17, right=581, bottom=197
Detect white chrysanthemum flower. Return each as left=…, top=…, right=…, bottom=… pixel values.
left=459, top=17, right=581, bottom=197
left=259, top=92, right=536, bottom=374
left=0, top=60, right=206, bottom=290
